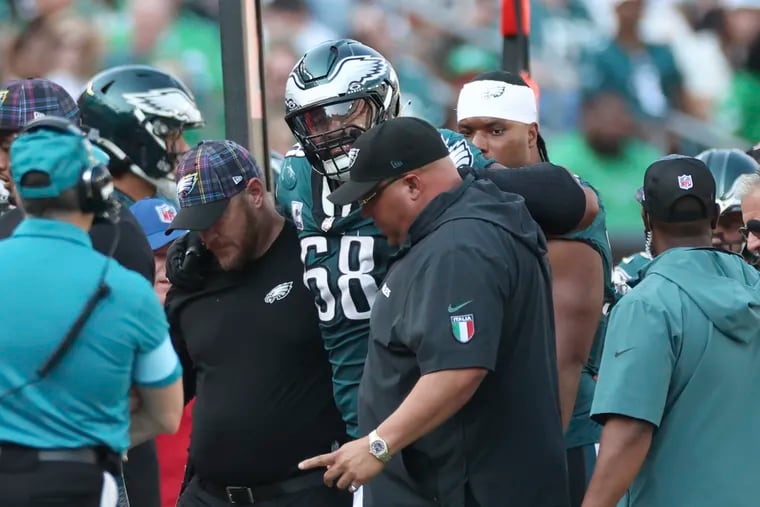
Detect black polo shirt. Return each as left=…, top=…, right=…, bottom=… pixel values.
left=358, top=177, right=569, bottom=507
left=165, top=220, right=346, bottom=486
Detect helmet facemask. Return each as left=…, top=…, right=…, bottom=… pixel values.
left=286, top=95, right=384, bottom=181
left=712, top=208, right=745, bottom=253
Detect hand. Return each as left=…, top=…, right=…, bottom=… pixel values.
left=165, top=231, right=215, bottom=290
left=298, top=437, right=385, bottom=491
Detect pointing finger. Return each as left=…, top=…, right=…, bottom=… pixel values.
left=298, top=452, right=335, bottom=471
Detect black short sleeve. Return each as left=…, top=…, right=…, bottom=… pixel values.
left=401, top=245, right=509, bottom=375
left=463, top=163, right=585, bottom=235
left=91, top=206, right=155, bottom=283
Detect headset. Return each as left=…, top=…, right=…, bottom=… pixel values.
left=0, top=116, right=121, bottom=402
left=19, top=116, right=115, bottom=215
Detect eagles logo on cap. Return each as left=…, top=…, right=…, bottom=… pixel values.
left=177, top=172, right=198, bottom=198
left=0, top=91, right=7, bottom=105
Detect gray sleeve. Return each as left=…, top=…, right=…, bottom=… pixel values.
left=401, top=244, right=509, bottom=375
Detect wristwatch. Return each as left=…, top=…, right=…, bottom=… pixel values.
left=368, top=429, right=391, bottom=463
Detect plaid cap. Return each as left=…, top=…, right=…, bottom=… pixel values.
left=167, top=140, right=261, bottom=233
left=0, top=79, right=80, bottom=131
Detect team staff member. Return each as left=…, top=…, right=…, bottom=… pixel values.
left=130, top=198, right=194, bottom=507
left=0, top=119, right=184, bottom=507
left=164, top=140, right=351, bottom=507
left=301, top=118, right=569, bottom=507
left=457, top=71, right=612, bottom=504
left=737, top=172, right=760, bottom=264
left=0, top=79, right=160, bottom=507
left=584, top=156, right=760, bottom=507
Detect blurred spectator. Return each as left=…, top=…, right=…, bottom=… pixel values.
left=264, top=0, right=338, bottom=56
left=531, top=0, right=603, bottom=132
left=719, top=30, right=760, bottom=143
left=46, top=11, right=104, bottom=98
left=102, top=0, right=224, bottom=142
left=550, top=91, right=663, bottom=233
left=2, top=15, right=59, bottom=80
left=580, top=0, right=685, bottom=122
left=642, top=1, right=733, bottom=120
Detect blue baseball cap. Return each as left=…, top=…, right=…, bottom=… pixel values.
left=11, top=128, right=97, bottom=199
left=130, top=198, right=187, bottom=250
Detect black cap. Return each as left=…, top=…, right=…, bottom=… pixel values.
left=642, top=155, right=716, bottom=222
left=327, top=117, right=450, bottom=206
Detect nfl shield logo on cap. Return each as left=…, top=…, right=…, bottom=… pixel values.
left=155, top=203, right=176, bottom=223
left=678, top=174, right=693, bottom=190
left=451, top=314, right=475, bottom=343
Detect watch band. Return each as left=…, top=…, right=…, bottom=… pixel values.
left=369, top=429, right=391, bottom=463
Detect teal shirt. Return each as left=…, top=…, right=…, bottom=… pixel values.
left=0, top=219, right=182, bottom=452
left=592, top=247, right=760, bottom=506
left=562, top=181, right=615, bottom=449
left=276, top=129, right=492, bottom=437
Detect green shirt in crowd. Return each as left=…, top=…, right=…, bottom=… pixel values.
left=549, top=132, right=662, bottom=234
left=592, top=247, right=760, bottom=507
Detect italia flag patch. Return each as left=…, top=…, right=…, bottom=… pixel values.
left=451, top=314, right=475, bottom=343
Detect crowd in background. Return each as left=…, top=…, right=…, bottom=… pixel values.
left=2, top=0, right=759, bottom=254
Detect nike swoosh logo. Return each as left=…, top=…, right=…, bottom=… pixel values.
left=448, top=300, right=472, bottom=313
left=614, top=347, right=635, bottom=358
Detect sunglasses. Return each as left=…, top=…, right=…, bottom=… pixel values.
left=739, top=219, right=760, bottom=239
left=358, top=174, right=405, bottom=207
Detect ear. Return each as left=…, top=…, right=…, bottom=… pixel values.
left=245, top=177, right=265, bottom=207
left=710, top=203, right=720, bottom=230
left=404, top=173, right=424, bottom=201
left=641, top=207, right=651, bottom=232
left=528, top=123, right=539, bottom=150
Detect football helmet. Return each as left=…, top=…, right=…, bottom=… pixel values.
left=78, top=65, right=204, bottom=181
left=697, top=148, right=759, bottom=252
left=284, top=39, right=401, bottom=180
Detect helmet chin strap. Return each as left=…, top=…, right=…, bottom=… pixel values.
left=129, top=163, right=179, bottom=207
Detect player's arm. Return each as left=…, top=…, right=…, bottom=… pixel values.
left=130, top=293, right=184, bottom=447
left=547, top=240, right=604, bottom=430
left=585, top=298, right=674, bottom=507
left=582, top=416, right=653, bottom=507
left=461, top=163, right=598, bottom=235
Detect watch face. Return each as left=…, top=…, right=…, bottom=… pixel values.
left=370, top=440, right=387, bottom=455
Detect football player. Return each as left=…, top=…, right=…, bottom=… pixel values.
left=613, top=148, right=760, bottom=295
left=455, top=69, right=613, bottom=506
left=78, top=65, right=205, bottom=208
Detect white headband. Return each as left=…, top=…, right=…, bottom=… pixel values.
left=456, top=80, right=538, bottom=124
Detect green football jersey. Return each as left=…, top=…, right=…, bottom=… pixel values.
left=562, top=180, right=615, bottom=449
left=612, top=250, right=652, bottom=297
left=276, top=128, right=492, bottom=437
